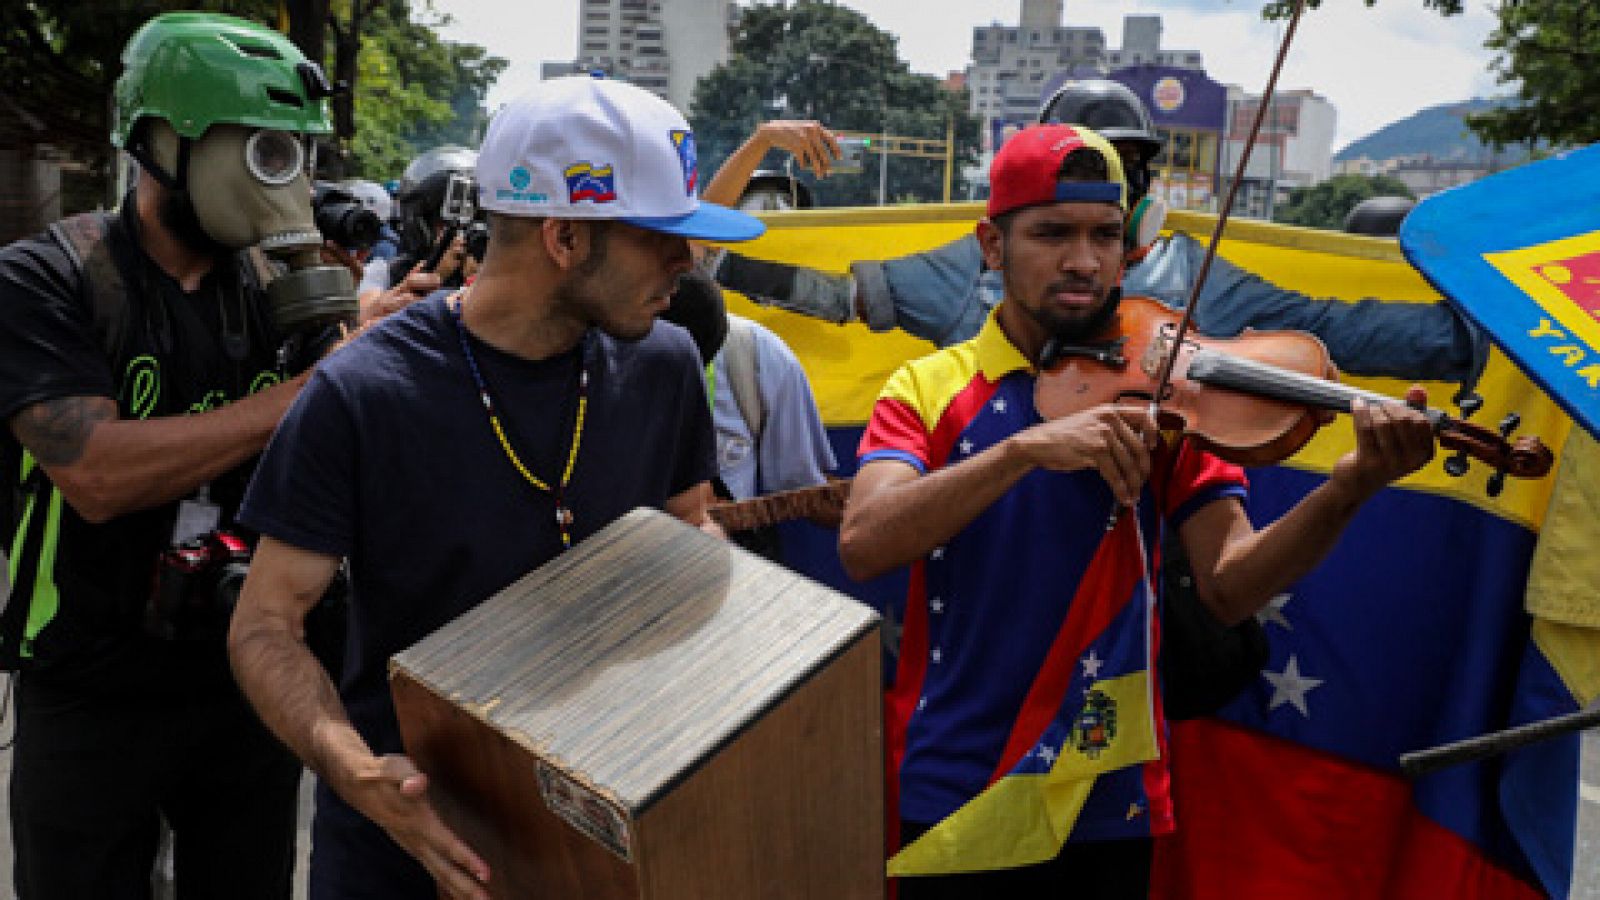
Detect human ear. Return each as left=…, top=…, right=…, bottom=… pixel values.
left=976, top=218, right=1006, bottom=271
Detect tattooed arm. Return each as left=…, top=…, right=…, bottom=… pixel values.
left=7, top=374, right=307, bottom=523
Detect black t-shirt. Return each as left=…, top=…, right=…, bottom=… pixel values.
left=240, top=291, right=716, bottom=897
left=240, top=291, right=716, bottom=762
left=0, top=212, right=282, bottom=684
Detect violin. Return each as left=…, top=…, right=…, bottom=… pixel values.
left=1033, top=295, right=1554, bottom=494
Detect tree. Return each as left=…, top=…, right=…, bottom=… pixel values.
left=0, top=0, right=278, bottom=204
left=1467, top=0, right=1599, bottom=152
left=1263, top=0, right=1464, bottom=17
left=1273, top=174, right=1413, bottom=230
left=0, top=0, right=502, bottom=199
left=1264, top=0, right=1600, bottom=153
left=340, top=0, right=505, bottom=180
left=688, top=1, right=979, bottom=207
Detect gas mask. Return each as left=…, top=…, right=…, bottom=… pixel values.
left=144, top=120, right=355, bottom=337
left=1126, top=194, right=1168, bottom=262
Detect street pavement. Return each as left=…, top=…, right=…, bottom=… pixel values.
left=0, top=693, right=1596, bottom=898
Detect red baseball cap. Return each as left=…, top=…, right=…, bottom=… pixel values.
left=987, top=124, right=1128, bottom=219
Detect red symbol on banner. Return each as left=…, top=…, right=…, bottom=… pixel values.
left=1532, top=251, right=1600, bottom=323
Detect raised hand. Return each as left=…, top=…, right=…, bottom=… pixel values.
left=753, top=120, right=842, bottom=178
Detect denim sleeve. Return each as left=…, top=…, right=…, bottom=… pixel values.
left=855, top=235, right=991, bottom=347
left=1128, top=233, right=1488, bottom=389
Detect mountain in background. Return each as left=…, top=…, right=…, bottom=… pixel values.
left=1335, top=97, right=1532, bottom=164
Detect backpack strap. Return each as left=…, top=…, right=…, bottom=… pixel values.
left=722, top=315, right=764, bottom=445
left=48, top=212, right=131, bottom=360
left=242, top=245, right=279, bottom=291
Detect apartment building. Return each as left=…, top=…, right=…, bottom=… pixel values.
left=967, top=1, right=1204, bottom=160
left=543, top=0, right=738, bottom=113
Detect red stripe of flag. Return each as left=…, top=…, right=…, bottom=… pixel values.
left=1151, top=719, right=1544, bottom=900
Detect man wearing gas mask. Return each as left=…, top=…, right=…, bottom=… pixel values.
left=0, top=12, right=355, bottom=897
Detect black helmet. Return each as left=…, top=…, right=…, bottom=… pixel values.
left=740, top=169, right=815, bottom=211
left=397, top=145, right=477, bottom=253
left=1038, top=80, right=1163, bottom=161
left=399, top=145, right=477, bottom=198
left=1343, top=195, right=1415, bottom=237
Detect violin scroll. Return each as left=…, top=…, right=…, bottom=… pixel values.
left=1435, top=413, right=1553, bottom=497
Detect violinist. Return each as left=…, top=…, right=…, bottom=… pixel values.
left=838, top=123, right=1436, bottom=898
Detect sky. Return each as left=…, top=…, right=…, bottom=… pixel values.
left=428, top=0, right=1505, bottom=153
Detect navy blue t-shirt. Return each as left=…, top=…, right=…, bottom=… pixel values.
left=239, top=292, right=715, bottom=896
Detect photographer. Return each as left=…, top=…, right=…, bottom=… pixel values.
left=314, top=180, right=385, bottom=262
left=357, top=145, right=477, bottom=321
left=340, top=177, right=402, bottom=262
left=0, top=13, right=351, bottom=897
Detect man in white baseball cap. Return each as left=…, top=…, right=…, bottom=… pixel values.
left=228, top=75, right=763, bottom=900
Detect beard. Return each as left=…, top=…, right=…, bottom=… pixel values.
left=1023, top=277, right=1123, bottom=344
left=557, top=269, right=656, bottom=344
left=156, top=188, right=229, bottom=258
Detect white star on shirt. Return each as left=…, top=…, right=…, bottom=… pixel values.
left=1081, top=650, right=1103, bottom=681
left=930, top=596, right=945, bottom=614
left=1036, top=742, right=1058, bottom=767
left=931, top=647, right=943, bottom=665
left=930, top=546, right=945, bottom=561
left=918, top=696, right=927, bottom=711
left=1255, top=593, right=1294, bottom=631
left=992, top=397, right=1008, bottom=414
left=1263, top=654, right=1324, bottom=718
left=959, top=439, right=974, bottom=456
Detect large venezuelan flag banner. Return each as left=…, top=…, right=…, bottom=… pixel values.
left=717, top=203, right=1599, bottom=898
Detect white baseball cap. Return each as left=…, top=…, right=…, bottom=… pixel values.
left=476, top=75, right=764, bottom=242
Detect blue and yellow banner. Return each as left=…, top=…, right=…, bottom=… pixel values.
left=1402, top=143, right=1600, bottom=443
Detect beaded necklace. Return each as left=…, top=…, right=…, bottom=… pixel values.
left=448, top=292, right=588, bottom=550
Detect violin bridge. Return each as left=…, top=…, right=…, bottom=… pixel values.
left=1142, top=329, right=1177, bottom=378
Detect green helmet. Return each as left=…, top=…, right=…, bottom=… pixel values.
left=111, top=11, right=333, bottom=149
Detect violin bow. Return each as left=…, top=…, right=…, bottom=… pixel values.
left=1146, top=0, right=1310, bottom=409
left=1102, top=0, right=1309, bottom=531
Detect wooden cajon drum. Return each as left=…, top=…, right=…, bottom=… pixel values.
left=390, top=508, right=884, bottom=898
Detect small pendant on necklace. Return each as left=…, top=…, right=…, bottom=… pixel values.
left=555, top=506, right=575, bottom=528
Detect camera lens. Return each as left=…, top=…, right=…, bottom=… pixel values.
left=313, top=195, right=382, bottom=251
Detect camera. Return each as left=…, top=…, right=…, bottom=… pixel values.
left=146, top=530, right=252, bottom=642
left=424, top=172, right=479, bottom=272
left=834, top=136, right=871, bottom=175
left=464, top=219, right=489, bottom=263
left=144, top=528, right=349, bottom=675
left=440, top=171, right=476, bottom=227
left=312, top=182, right=383, bottom=252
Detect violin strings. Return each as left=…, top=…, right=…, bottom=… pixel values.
left=1189, top=350, right=1409, bottom=414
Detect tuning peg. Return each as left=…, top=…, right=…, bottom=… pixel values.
left=1486, top=470, right=1507, bottom=497
left=1498, top=412, right=1522, bottom=438
left=1456, top=392, right=1484, bottom=419
left=1443, top=451, right=1470, bottom=477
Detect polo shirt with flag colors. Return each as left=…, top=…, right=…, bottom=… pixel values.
left=859, top=309, right=1248, bottom=850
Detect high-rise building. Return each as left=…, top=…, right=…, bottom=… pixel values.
left=965, top=0, right=1107, bottom=133
left=965, top=2, right=1205, bottom=164
left=1222, top=88, right=1338, bottom=218
left=1108, top=15, right=1204, bottom=70
left=542, top=0, right=739, bottom=113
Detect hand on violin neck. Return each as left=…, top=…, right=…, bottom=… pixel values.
left=1010, top=402, right=1158, bottom=507
left=1329, top=385, right=1436, bottom=500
